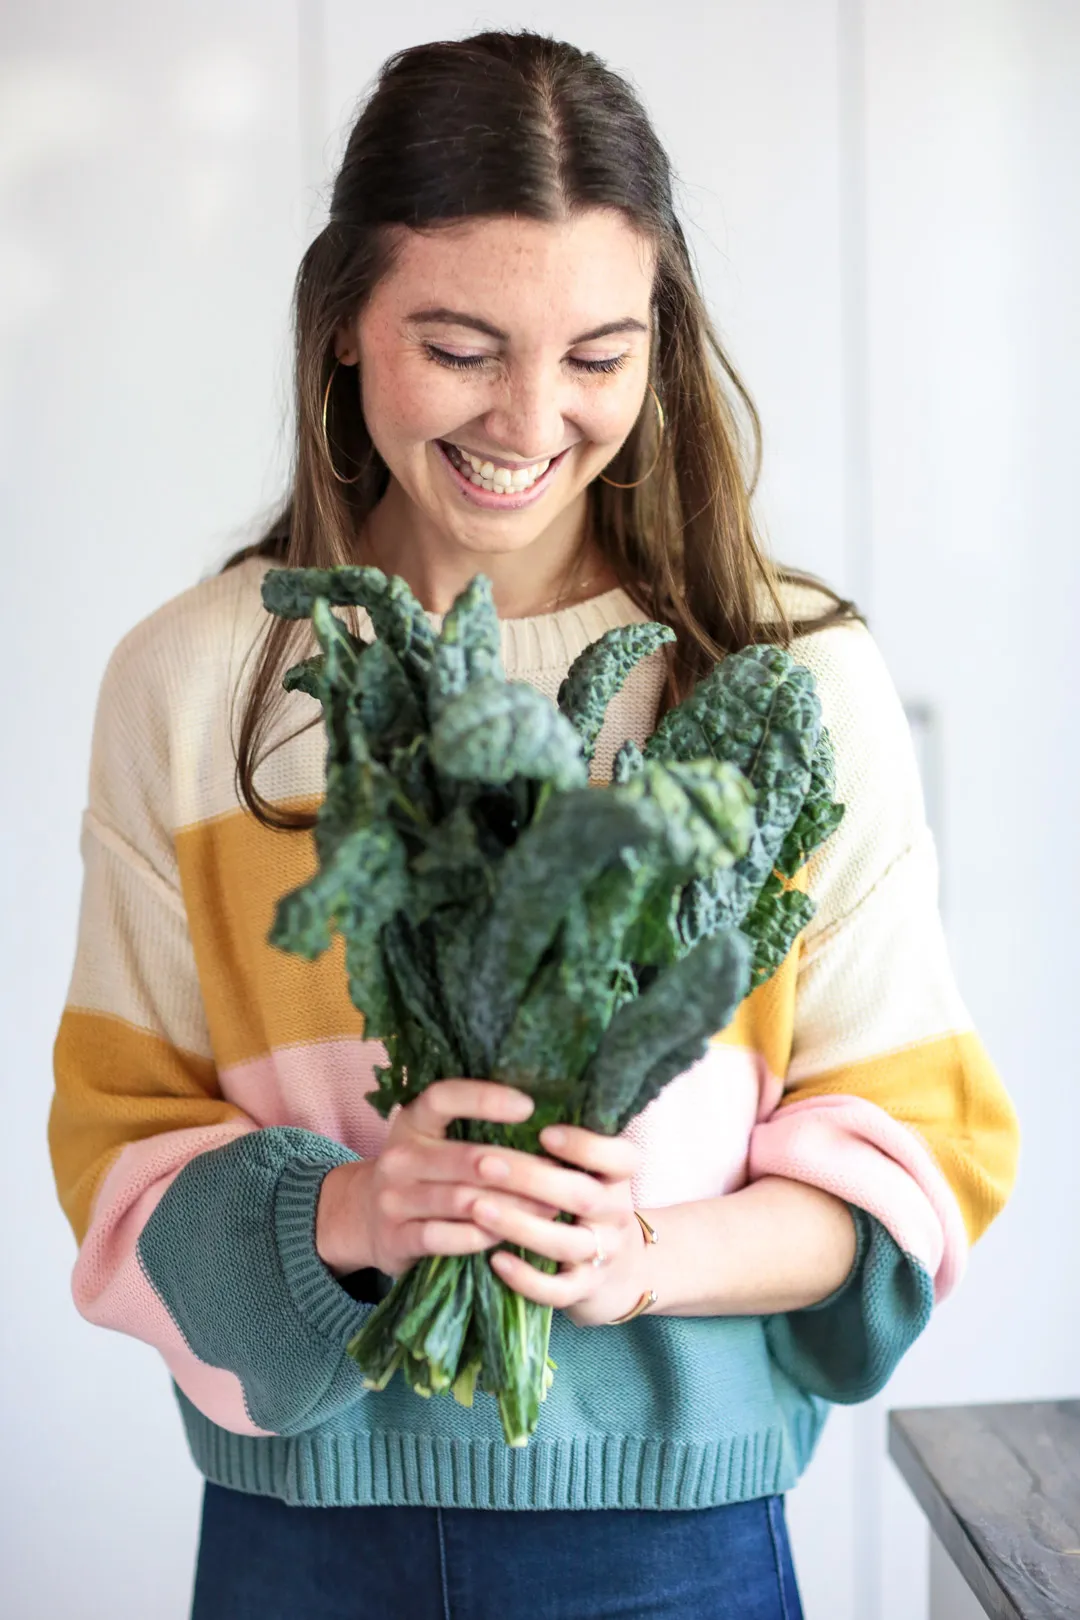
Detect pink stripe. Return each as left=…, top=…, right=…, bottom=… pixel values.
left=74, top=1125, right=272, bottom=1436
left=220, top=1038, right=391, bottom=1158
left=625, top=1044, right=771, bottom=1208
left=748, top=1092, right=968, bottom=1301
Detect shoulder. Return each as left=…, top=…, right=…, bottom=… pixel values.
left=99, top=555, right=272, bottom=700
left=88, top=557, right=275, bottom=842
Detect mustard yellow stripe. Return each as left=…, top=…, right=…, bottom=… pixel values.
left=50, top=1009, right=238, bottom=1245
left=175, top=799, right=362, bottom=1070
left=782, top=1031, right=1020, bottom=1244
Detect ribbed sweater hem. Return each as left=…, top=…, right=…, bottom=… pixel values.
left=176, top=1388, right=825, bottom=1510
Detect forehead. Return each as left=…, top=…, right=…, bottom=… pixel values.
left=373, top=209, right=656, bottom=330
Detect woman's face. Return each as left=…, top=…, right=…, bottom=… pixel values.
left=337, top=208, right=656, bottom=567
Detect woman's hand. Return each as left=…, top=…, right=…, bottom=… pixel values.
left=473, top=1123, right=649, bottom=1328
left=316, top=1079, right=558, bottom=1278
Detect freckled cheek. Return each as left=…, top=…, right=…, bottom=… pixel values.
left=360, top=354, right=459, bottom=453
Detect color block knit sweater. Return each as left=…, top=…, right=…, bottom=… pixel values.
left=48, top=557, right=1019, bottom=1510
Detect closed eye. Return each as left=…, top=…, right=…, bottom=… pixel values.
left=424, top=344, right=628, bottom=376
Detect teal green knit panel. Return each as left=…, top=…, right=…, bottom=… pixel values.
left=138, top=1128, right=375, bottom=1434
left=764, top=1206, right=934, bottom=1404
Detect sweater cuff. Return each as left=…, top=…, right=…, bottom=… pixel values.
left=796, top=1201, right=871, bottom=1315
left=275, top=1156, right=375, bottom=1346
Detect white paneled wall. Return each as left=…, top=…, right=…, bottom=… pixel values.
left=3, top=4, right=1074, bottom=1618
left=2, top=5, right=304, bottom=1618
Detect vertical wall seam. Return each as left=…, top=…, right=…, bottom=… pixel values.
left=837, top=0, right=874, bottom=625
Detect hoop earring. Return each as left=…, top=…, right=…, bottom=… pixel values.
left=598, top=383, right=666, bottom=489
left=321, top=357, right=363, bottom=485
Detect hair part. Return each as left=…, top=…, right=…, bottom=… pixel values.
left=222, top=29, right=862, bottom=831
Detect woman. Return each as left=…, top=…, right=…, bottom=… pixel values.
left=48, top=29, right=1019, bottom=1620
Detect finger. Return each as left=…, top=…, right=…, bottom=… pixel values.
left=384, top=1182, right=558, bottom=1225
left=407, top=1080, right=534, bottom=1140
left=472, top=1148, right=612, bottom=1219
left=404, top=1219, right=500, bottom=1259
left=537, top=1124, right=641, bottom=1182
left=471, top=1196, right=606, bottom=1266
left=378, top=1137, right=533, bottom=1191
left=488, top=1248, right=589, bottom=1309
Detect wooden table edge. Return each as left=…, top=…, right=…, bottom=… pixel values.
left=888, top=1408, right=1024, bottom=1620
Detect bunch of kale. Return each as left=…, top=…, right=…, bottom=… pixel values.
left=261, top=565, right=844, bottom=1446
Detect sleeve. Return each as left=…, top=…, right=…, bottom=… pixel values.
left=746, top=616, right=1020, bottom=1403
left=48, top=626, right=375, bottom=1439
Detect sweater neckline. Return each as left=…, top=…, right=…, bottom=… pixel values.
left=420, top=583, right=629, bottom=629
left=436, top=584, right=651, bottom=674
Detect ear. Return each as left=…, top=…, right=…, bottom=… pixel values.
left=333, top=325, right=359, bottom=366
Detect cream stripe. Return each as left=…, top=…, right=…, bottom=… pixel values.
left=83, top=809, right=187, bottom=919
left=66, top=817, right=212, bottom=1060
left=790, top=615, right=928, bottom=943
left=789, top=828, right=971, bottom=1082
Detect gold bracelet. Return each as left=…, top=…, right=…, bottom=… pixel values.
left=609, top=1288, right=658, bottom=1325
left=608, top=1210, right=659, bottom=1324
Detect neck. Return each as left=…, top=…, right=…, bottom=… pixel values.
left=355, top=478, right=616, bottom=617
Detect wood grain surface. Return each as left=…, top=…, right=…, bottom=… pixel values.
left=889, top=1401, right=1080, bottom=1620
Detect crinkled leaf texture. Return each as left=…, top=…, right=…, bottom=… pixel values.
left=557, top=622, right=675, bottom=762
left=428, top=574, right=505, bottom=720
left=437, top=787, right=668, bottom=1078
left=263, top=565, right=437, bottom=703
left=430, top=677, right=588, bottom=793
left=652, top=645, right=826, bottom=949
left=580, top=929, right=753, bottom=1136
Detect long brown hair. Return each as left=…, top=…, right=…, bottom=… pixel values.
left=223, top=30, right=861, bottom=830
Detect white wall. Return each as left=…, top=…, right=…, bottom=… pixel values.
left=3, top=4, right=1074, bottom=1617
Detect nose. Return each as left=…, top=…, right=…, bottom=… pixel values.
left=480, top=366, right=567, bottom=462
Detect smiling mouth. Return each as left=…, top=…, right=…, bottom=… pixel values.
left=439, top=441, right=558, bottom=493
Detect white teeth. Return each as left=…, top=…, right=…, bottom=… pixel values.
left=446, top=443, right=555, bottom=494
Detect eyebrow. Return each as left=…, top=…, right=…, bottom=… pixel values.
left=406, top=307, right=649, bottom=344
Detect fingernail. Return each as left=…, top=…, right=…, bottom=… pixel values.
left=509, top=1094, right=535, bottom=1118
left=474, top=1199, right=500, bottom=1222
left=479, top=1156, right=510, bottom=1180
left=541, top=1126, right=566, bottom=1149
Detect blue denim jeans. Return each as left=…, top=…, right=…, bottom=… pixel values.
left=190, top=1480, right=805, bottom=1619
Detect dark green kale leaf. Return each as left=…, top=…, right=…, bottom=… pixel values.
left=437, top=788, right=666, bottom=1075
left=379, top=914, right=462, bottom=1085
left=263, top=566, right=437, bottom=703
left=618, top=758, right=755, bottom=875
left=430, top=677, right=588, bottom=793
left=492, top=851, right=652, bottom=1099
left=282, top=654, right=328, bottom=701
left=740, top=873, right=817, bottom=990
left=557, top=623, right=676, bottom=762
left=428, top=575, right=505, bottom=719
left=354, top=639, right=424, bottom=759
left=612, top=739, right=645, bottom=782
left=579, top=928, right=752, bottom=1136
left=656, top=647, right=822, bottom=946
left=774, top=726, right=845, bottom=879
left=406, top=805, right=495, bottom=923
left=269, top=823, right=407, bottom=954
